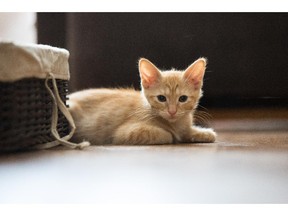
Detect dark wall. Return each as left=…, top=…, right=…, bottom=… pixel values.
left=38, top=13, right=288, bottom=107
left=37, top=13, right=66, bottom=48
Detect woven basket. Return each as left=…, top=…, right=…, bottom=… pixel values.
left=0, top=78, right=70, bottom=151
left=0, top=41, right=89, bottom=152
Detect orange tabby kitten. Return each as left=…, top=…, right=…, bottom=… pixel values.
left=68, top=58, right=216, bottom=145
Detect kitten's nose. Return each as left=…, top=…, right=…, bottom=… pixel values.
left=168, top=109, right=177, bottom=116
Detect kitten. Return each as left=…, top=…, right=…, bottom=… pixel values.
left=68, top=58, right=216, bottom=145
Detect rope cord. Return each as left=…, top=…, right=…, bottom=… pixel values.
left=32, top=73, right=90, bottom=149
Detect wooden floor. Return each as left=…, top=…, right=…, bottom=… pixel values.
left=0, top=108, right=287, bottom=203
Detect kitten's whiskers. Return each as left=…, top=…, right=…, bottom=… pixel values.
left=194, top=110, right=212, bottom=127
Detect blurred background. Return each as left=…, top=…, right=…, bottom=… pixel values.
left=1, top=13, right=288, bottom=108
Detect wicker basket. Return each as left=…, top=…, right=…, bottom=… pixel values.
left=0, top=42, right=89, bottom=152
left=0, top=78, right=69, bottom=151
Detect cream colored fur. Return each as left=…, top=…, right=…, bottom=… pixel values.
left=68, top=58, right=216, bottom=145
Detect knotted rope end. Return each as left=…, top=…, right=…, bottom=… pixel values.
left=76, top=141, right=91, bottom=150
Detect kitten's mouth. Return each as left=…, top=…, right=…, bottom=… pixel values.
left=167, top=117, right=178, bottom=122
left=165, top=114, right=178, bottom=122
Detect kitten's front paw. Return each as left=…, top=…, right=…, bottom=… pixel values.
left=191, top=127, right=217, bottom=143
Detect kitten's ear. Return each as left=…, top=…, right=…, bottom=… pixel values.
left=139, top=58, right=162, bottom=89
left=183, top=57, right=207, bottom=90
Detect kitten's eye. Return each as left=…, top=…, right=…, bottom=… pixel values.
left=157, top=95, right=167, bottom=102
left=179, top=95, right=188, bottom=102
